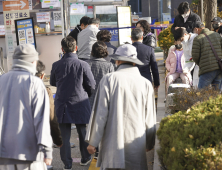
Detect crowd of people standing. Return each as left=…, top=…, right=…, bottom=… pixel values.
left=0, top=11, right=159, bottom=170
left=167, top=1, right=222, bottom=91
left=1, top=1, right=222, bottom=170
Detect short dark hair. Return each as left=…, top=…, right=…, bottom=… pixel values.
left=178, top=1, right=190, bottom=15
left=131, top=28, right=143, bottom=41
left=91, top=41, right=108, bottom=58
left=136, top=20, right=151, bottom=35
left=80, top=16, right=90, bottom=26
left=61, top=36, right=76, bottom=53
left=97, top=30, right=112, bottom=42
left=88, top=18, right=100, bottom=25
left=174, top=28, right=187, bottom=41
left=36, top=60, right=45, bottom=77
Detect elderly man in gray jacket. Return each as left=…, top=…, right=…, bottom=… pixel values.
left=0, top=44, right=53, bottom=170
left=86, top=44, right=156, bottom=170
left=77, top=18, right=100, bottom=60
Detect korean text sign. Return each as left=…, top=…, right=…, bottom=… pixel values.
left=3, top=0, right=29, bottom=70
left=36, top=12, right=50, bottom=22
left=15, top=18, right=36, bottom=48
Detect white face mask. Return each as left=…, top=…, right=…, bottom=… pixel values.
left=182, top=12, right=189, bottom=18
left=181, top=14, right=186, bottom=18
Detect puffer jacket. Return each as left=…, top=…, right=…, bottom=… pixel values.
left=143, top=32, right=156, bottom=49
left=166, top=46, right=186, bottom=74
left=166, top=45, right=192, bottom=84
left=192, top=28, right=222, bottom=76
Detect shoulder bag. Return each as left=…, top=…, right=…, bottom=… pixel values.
left=203, top=33, right=222, bottom=71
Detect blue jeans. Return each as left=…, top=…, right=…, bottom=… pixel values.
left=198, top=69, right=222, bottom=89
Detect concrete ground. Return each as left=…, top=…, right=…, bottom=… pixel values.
left=44, top=52, right=165, bottom=170
left=153, top=55, right=166, bottom=170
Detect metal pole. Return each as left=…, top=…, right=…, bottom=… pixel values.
left=161, top=0, right=163, bottom=21
left=200, top=0, right=203, bottom=22
left=61, top=0, right=64, bottom=38
left=148, top=0, right=151, bottom=16
left=138, top=0, right=140, bottom=14
left=93, top=5, right=96, bottom=19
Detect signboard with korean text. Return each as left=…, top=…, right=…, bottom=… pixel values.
left=41, top=0, right=60, bottom=8
left=0, top=25, right=5, bottom=35
left=4, top=10, right=29, bottom=31
left=117, top=6, right=131, bottom=45
left=70, top=3, right=85, bottom=14
left=28, top=0, right=32, bottom=10
left=3, top=0, right=29, bottom=71
left=15, top=18, right=36, bottom=48
left=36, top=12, right=50, bottom=22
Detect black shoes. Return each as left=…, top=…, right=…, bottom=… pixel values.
left=80, top=156, right=92, bottom=166
left=63, top=165, right=72, bottom=170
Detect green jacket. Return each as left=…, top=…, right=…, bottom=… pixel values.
left=192, top=28, right=222, bottom=76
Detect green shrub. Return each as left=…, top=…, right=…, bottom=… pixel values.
left=157, top=94, right=222, bottom=170
left=171, top=86, right=220, bottom=114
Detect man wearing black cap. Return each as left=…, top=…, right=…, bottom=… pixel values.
left=192, top=21, right=222, bottom=89
left=211, top=17, right=222, bottom=32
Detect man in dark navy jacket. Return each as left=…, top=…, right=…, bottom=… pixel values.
left=50, top=36, right=96, bottom=170
left=132, top=28, right=160, bottom=89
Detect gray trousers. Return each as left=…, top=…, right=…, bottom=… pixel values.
left=0, top=162, right=47, bottom=170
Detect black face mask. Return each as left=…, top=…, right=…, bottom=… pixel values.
left=175, top=44, right=183, bottom=50
left=212, top=23, right=220, bottom=30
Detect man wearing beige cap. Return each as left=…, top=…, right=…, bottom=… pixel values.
left=0, top=44, right=53, bottom=170
left=85, top=44, right=156, bottom=170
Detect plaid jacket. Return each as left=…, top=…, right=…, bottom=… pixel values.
left=86, top=57, right=114, bottom=108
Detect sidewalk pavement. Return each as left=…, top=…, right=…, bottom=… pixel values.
left=153, top=56, right=165, bottom=170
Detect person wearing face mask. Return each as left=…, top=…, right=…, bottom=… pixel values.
left=211, top=17, right=222, bottom=32
left=192, top=22, right=222, bottom=89
left=165, top=40, right=192, bottom=96
left=171, top=1, right=201, bottom=34
left=174, top=27, right=199, bottom=87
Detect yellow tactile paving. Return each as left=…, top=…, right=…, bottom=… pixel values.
left=89, top=158, right=100, bottom=170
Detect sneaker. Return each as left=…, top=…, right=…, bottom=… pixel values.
left=63, top=165, right=72, bottom=170
left=94, top=152, right=99, bottom=159
left=80, top=156, right=92, bottom=166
